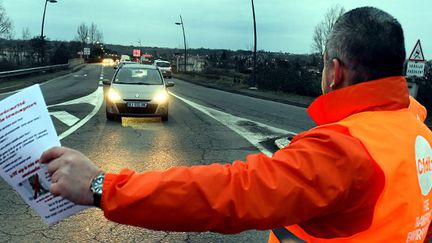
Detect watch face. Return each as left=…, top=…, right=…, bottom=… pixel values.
left=91, top=174, right=104, bottom=195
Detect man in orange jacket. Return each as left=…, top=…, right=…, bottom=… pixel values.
left=40, top=7, right=432, bottom=242
left=410, top=96, right=427, bottom=122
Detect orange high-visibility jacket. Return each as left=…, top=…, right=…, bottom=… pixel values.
left=101, top=76, right=432, bottom=242
left=409, top=96, right=427, bottom=122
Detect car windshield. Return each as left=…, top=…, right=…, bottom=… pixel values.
left=114, top=68, right=162, bottom=85
left=156, top=62, right=170, bottom=68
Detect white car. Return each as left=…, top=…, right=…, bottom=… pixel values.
left=106, top=64, right=174, bottom=121
left=153, top=60, right=172, bottom=78
left=120, top=55, right=131, bottom=62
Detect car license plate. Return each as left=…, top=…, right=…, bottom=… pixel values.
left=127, top=101, right=147, bottom=108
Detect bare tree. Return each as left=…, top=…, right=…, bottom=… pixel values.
left=4, top=28, right=13, bottom=40
left=88, top=22, right=96, bottom=44
left=312, top=5, right=345, bottom=55
left=75, top=23, right=89, bottom=44
left=22, top=27, right=31, bottom=40
left=0, top=1, right=13, bottom=39
left=94, top=29, right=103, bottom=43
left=86, top=22, right=103, bottom=44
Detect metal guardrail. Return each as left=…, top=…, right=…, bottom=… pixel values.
left=0, top=64, right=69, bottom=79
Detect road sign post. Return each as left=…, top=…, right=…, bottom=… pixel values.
left=406, top=39, right=426, bottom=78
left=133, top=49, right=141, bottom=58
left=83, top=48, right=91, bottom=60
left=406, top=40, right=426, bottom=98
left=406, top=61, right=426, bottom=77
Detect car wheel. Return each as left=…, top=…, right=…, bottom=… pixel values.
left=106, top=110, right=119, bottom=121
left=161, top=113, right=168, bottom=122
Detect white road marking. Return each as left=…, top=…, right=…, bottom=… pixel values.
left=169, top=92, right=297, bottom=156
left=50, top=111, right=80, bottom=127
left=48, top=87, right=104, bottom=140
left=1, top=65, right=104, bottom=141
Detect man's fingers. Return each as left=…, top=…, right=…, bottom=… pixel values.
left=46, top=158, right=63, bottom=176
left=41, top=147, right=71, bottom=175
left=50, top=182, right=62, bottom=197
left=50, top=169, right=60, bottom=183
left=39, top=147, right=68, bottom=164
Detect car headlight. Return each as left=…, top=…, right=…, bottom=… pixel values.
left=153, top=91, right=168, bottom=103
left=108, top=89, right=122, bottom=102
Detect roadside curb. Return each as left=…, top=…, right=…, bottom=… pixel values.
left=173, top=76, right=310, bottom=108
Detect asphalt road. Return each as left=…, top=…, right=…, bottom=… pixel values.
left=0, top=64, right=315, bottom=242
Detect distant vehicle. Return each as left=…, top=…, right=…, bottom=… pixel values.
left=106, top=63, right=174, bottom=122
left=141, top=54, right=154, bottom=64
left=114, top=60, right=135, bottom=70
left=102, top=58, right=114, bottom=66
left=153, top=60, right=172, bottom=78
left=120, top=55, right=131, bottom=62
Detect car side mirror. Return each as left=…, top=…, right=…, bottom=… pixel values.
left=165, top=81, right=175, bottom=88
left=113, top=66, right=118, bottom=69
left=102, top=79, right=111, bottom=85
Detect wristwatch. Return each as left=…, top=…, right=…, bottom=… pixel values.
left=90, top=172, right=105, bottom=208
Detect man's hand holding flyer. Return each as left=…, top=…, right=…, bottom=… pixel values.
left=0, top=84, right=88, bottom=224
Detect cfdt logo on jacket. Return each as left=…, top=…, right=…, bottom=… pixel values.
left=416, top=135, right=432, bottom=196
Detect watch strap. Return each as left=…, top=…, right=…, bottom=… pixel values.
left=90, top=172, right=105, bottom=208
left=93, top=192, right=102, bottom=208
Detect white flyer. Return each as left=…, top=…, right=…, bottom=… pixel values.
left=0, top=84, right=88, bottom=224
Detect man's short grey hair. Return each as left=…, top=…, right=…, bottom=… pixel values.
left=325, top=7, right=405, bottom=84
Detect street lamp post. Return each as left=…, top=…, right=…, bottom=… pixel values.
left=175, top=15, right=187, bottom=72
left=41, top=0, right=57, bottom=39
left=251, top=0, right=257, bottom=88
left=138, top=39, right=142, bottom=63
left=39, top=0, right=57, bottom=64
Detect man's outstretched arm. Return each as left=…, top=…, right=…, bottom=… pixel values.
left=40, top=127, right=378, bottom=234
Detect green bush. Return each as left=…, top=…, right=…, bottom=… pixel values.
left=255, top=62, right=321, bottom=97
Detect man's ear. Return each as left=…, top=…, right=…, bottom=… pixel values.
left=330, top=58, right=343, bottom=90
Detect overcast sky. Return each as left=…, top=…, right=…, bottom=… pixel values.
left=3, top=0, right=432, bottom=56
